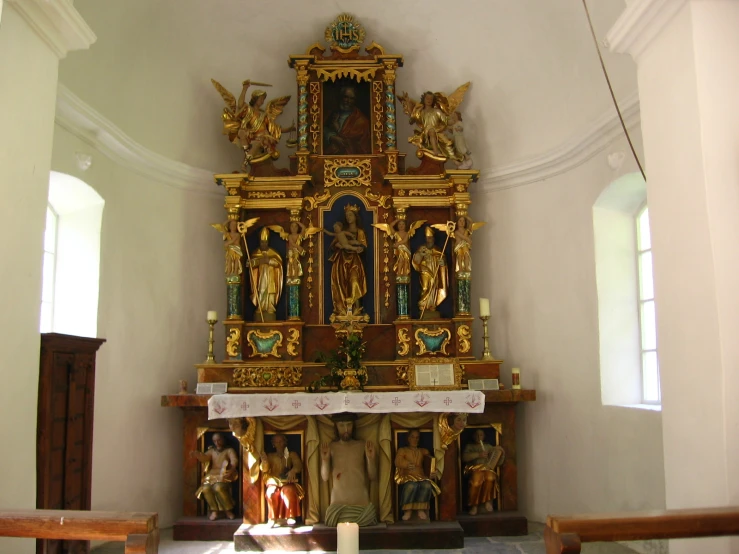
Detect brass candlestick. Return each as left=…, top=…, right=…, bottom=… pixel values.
left=205, top=316, right=218, bottom=364
left=480, top=315, right=494, bottom=361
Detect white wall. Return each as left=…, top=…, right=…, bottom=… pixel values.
left=50, top=124, right=226, bottom=526
left=470, top=133, right=666, bottom=521
left=0, top=5, right=60, bottom=552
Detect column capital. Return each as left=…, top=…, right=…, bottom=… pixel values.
left=606, top=0, right=688, bottom=60
left=7, top=0, right=95, bottom=59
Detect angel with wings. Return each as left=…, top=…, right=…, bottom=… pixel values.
left=211, top=78, right=296, bottom=169
left=432, top=215, right=485, bottom=275
left=267, top=221, right=322, bottom=283
left=398, top=82, right=470, bottom=163
left=373, top=218, right=426, bottom=279
left=211, top=217, right=259, bottom=276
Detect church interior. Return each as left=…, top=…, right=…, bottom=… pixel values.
left=2, top=0, right=738, bottom=553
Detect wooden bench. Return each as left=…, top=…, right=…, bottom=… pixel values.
left=0, top=510, right=159, bottom=553
left=544, top=506, right=739, bottom=553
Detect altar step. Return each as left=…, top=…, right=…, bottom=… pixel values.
left=233, top=521, right=464, bottom=551
left=172, top=512, right=528, bottom=548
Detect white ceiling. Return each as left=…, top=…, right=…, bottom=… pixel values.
left=59, top=0, right=636, bottom=174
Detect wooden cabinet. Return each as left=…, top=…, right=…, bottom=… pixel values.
left=37, top=333, right=105, bottom=554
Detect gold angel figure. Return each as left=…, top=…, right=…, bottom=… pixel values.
left=372, top=219, right=426, bottom=279
left=432, top=216, right=485, bottom=275
left=211, top=78, right=296, bottom=169
left=267, top=221, right=322, bottom=283
left=211, top=217, right=258, bottom=276
left=398, top=82, right=470, bottom=162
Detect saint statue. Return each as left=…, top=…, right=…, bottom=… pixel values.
left=248, top=227, right=283, bottom=321
left=329, top=204, right=368, bottom=318
left=394, top=429, right=440, bottom=521
left=462, top=429, right=505, bottom=515
left=260, top=434, right=304, bottom=527
left=320, top=413, right=378, bottom=527
left=211, top=78, right=296, bottom=169
left=398, top=83, right=470, bottom=161
left=190, top=433, right=238, bottom=520
left=412, top=227, right=448, bottom=318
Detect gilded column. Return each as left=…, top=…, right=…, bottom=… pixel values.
left=383, top=61, right=399, bottom=174
left=295, top=62, right=310, bottom=174
left=225, top=187, right=243, bottom=320
left=287, top=208, right=302, bottom=320
left=395, top=207, right=410, bottom=319
left=454, top=202, right=471, bottom=316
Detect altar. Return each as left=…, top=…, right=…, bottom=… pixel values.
left=161, top=13, right=536, bottom=550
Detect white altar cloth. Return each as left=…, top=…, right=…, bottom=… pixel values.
left=208, top=390, right=485, bottom=419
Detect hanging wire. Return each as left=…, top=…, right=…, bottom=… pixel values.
left=582, top=0, right=646, bottom=180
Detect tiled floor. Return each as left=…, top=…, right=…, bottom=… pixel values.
left=91, top=522, right=643, bottom=553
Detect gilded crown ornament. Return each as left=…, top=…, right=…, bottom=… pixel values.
left=344, top=203, right=360, bottom=214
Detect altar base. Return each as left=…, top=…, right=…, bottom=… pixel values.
left=233, top=522, right=465, bottom=551
left=173, top=517, right=241, bottom=541
left=457, top=512, right=528, bottom=537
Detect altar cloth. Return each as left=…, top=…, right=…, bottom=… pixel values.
left=208, top=390, right=485, bottom=419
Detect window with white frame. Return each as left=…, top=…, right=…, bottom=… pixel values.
left=636, top=206, right=660, bottom=404
left=40, top=205, right=59, bottom=333
left=39, top=172, right=104, bottom=337
left=594, top=172, right=661, bottom=409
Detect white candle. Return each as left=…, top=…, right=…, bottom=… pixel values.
left=512, top=367, right=521, bottom=389
left=207, top=310, right=218, bottom=321
left=479, top=298, right=490, bottom=317
left=337, top=522, right=359, bottom=554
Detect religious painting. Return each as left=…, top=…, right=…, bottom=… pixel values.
left=197, top=430, right=242, bottom=518
left=322, top=78, right=373, bottom=155
left=261, top=430, right=305, bottom=525
left=393, top=428, right=439, bottom=521
left=458, top=425, right=504, bottom=514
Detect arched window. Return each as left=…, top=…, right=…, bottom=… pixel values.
left=593, top=172, right=661, bottom=409
left=39, top=172, right=104, bottom=337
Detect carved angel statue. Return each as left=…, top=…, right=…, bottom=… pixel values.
left=267, top=221, right=322, bottom=283
left=372, top=219, right=426, bottom=279
left=432, top=216, right=485, bottom=275
left=211, top=78, right=296, bottom=169
left=211, top=217, right=259, bottom=276
left=398, top=82, right=470, bottom=162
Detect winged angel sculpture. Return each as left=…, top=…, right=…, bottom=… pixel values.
left=372, top=219, right=426, bottom=279
left=267, top=221, right=322, bottom=283
left=398, top=82, right=471, bottom=167
left=211, top=217, right=259, bottom=276
left=431, top=215, right=485, bottom=275
left=211, top=79, right=296, bottom=170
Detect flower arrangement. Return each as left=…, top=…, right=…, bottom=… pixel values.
left=307, top=332, right=368, bottom=392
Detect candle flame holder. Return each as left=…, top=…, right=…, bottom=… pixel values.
left=205, top=316, right=218, bottom=364
left=480, top=315, right=494, bottom=361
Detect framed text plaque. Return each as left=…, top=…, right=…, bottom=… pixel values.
left=407, top=357, right=463, bottom=391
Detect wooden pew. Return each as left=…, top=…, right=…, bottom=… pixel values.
left=0, top=510, right=159, bottom=554
left=545, top=506, right=739, bottom=553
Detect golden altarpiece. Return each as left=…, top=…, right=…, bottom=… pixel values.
left=162, top=15, right=535, bottom=550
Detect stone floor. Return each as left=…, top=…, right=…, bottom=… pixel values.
left=92, top=522, right=645, bottom=554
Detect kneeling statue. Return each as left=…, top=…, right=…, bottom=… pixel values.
left=320, top=413, right=378, bottom=526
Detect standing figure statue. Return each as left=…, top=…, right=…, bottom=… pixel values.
left=211, top=78, right=296, bottom=169
left=437, top=215, right=486, bottom=277
left=212, top=220, right=243, bottom=276
left=329, top=204, right=368, bottom=319
left=462, top=429, right=505, bottom=515
left=268, top=221, right=322, bottom=284
left=320, top=413, right=378, bottom=527
left=248, top=227, right=283, bottom=321
left=190, top=433, right=238, bottom=520
left=260, top=434, right=304, bottom=527
left=372, top=218, right=426, bottom=280
left=394, top=429, right=440, bottom=522
left=398, top=83, right=470, bottom=162
left=412, top=227, right=448, bottom=318
left=446, top=111, right=474, bottom=169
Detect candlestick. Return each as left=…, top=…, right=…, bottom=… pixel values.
left=337, top=522, right=359, bottom=554
left=205, top=312, right=218, bottom=364
left=479, top=297, right=490, bottom=318
left=480, top=315, right=493, bottom=361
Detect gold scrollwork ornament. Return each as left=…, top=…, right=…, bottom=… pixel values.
left=397, top=328, right=410, bottom=356
left=415, top=327, right=452, bottom=356
left=457, top=325, right=471, bottom=354
left=226, top=328, right=241, bottom=357
left=232, top=366, right=302, bottom=387
left=246, top=329, right=283, bottom=358
left=286, top=328, right=300, bottom=357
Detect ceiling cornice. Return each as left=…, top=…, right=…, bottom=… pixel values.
left=477, top=92, right=641, bottom=193
left=55, top=85, right=221, bottom=197
left=55, top=85, right=639, bottom=197
left=605, top=0, right=689, bottom=60
left=7, top=0, right=96, bottom=59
